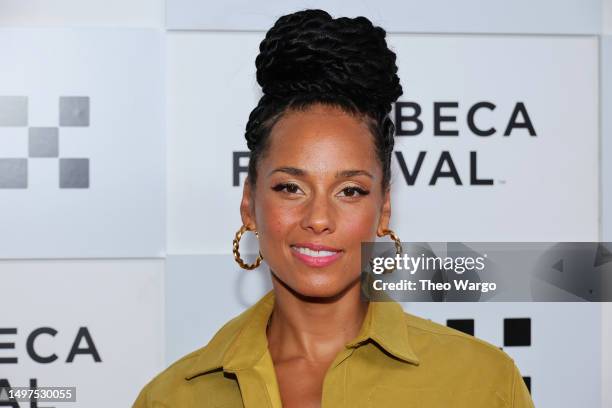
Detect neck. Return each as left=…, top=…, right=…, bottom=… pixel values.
left=266, top=274, right=369, bottom=363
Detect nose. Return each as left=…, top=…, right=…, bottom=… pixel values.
left=300, top=191, right=336, bottom=235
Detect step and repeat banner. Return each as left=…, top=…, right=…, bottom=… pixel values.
left=165, top=29, right=601, bottom=408
left=0, top=29, right=165, bottom=258
left=167, top=32, right=598, bottom=252
left=1, top=1, right=610, bottom=407
left=0, top=260, right=164, bottom=407
left=0, top=28, right=166, bottom=407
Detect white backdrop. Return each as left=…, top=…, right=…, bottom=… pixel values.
left=165, top=0, right=602, bottom=34
left=0, top=29, right=165, bottom=258
left=0, top=1, right=610, bottom=407
left=0, top=259, right=164, bottom=407
left=163, top=20, right=604, bottom=408
left=167, top=32, right=598, bottom=254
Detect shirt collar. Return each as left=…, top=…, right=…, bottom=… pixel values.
left=185, top=289, right=419, bottom=380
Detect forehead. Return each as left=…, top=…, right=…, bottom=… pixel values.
left=262, top=104, right=380, bottom=177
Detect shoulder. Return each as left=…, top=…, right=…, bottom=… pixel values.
left=404, top=310, right=512, bottom=361
left=402, top=310, right=516, bottom=381
left=132, top=309, right=252, bottom=407
left=132, top=347, right=201, bottom=407
left=402, top=311, right=534, bottom=407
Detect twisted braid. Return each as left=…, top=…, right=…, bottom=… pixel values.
left=245, top=9, right=402, bottom=188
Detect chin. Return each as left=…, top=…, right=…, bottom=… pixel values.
left=278, top=270, right=359, bottom=300
left=295, top=284, right=343, bottom=300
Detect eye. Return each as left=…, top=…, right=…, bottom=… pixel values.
left=337, top=186, right=370, bottom=198
left=272, top=182, right=304, bottom=195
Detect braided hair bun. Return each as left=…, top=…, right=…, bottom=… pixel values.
left=246, top=9, right=402, bottom=188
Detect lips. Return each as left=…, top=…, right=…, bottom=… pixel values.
left=290, top=243, right=343, bottom=267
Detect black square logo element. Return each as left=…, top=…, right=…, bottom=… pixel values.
left=446, top=319, right=474, bottom=336
left=504, top=318, right=531, bottom=346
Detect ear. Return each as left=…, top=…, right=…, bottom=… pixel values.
left=376, top=188, right=391, bottom=237
left=240, top=177, right=257, bottom=229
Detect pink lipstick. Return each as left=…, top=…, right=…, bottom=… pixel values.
left=290, top=243, right=343, bottom=267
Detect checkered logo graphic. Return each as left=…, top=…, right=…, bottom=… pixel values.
left=447, top=317, right=532, bottom=393
left=0, top=96, right=90, bottom=189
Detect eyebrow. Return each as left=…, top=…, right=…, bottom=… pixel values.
left=268, top=167, right=373, bottom=179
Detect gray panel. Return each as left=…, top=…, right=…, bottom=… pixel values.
left=604, top=36, right=612, bottom=242
left=0, top=96, right=27, bottom=126
left=0, top=29, right=164, bottom=258
left=165, top=254, right=272, bottom=364
left=59, top=158, right=89, bottom=188
left=29, top=127, right=59, bottom=158
left=0, top=158, right=27, bottom=188
left=166, top=0, right=602, bottom=34
left=0, top=0, right=163, bottom=28
left=59, top=96, right=90, bottom=127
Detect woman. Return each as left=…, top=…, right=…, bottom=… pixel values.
left=134, top=9, right=534, bottom=408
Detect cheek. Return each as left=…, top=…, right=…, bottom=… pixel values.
left=338, top=203, right=380, bottom=244
left=254, top=195, right=300, bottom=242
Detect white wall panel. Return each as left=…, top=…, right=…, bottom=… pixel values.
left=167, top=32, right=598, bottom=254
left=603, top=36, right=612, bottom=241
left=166, top=0, right=602, bottom=34
left=165, top=254, right=271, bottom=364
left=0, top=0, right=164, bottom=28
left=166, top=31, right=259, bottom=255
left=388, top=34, right=598, bottom=243
left=0, top=29, right=165, bottom=258
left=0, top=259, right=165, bottom=407
left=604, top=0, right=612, bottom=34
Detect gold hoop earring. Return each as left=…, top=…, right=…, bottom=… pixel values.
left=233, top=225, right=263, bottom=270
left=376, top=229, right=403, bottom=274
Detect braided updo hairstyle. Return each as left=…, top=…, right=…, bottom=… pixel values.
left=245, top=9, right=402, bottom=190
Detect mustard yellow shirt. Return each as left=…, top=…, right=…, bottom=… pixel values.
left=133, top=290, right=534, bottom=407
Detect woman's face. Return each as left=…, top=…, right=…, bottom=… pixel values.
left=241, top=103, right=391, bottom=299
